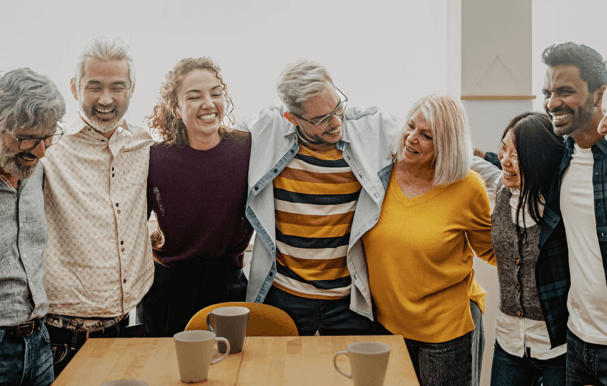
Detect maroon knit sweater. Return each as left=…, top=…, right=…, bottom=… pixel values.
left=147, top=130, right=253, bottom=268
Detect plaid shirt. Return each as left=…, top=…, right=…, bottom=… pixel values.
left=537, top=136, right=607, bottom=348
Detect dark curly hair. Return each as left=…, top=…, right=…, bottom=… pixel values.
left=147, top=57, right=235, bottom=145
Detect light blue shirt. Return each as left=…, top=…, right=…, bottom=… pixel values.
left=0, top=164, right=49, bottom=326
left=237, top=104, right=402, bottom=320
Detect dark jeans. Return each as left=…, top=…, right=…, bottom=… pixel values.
left=137, top=258, right=247, bottom=337
left=47, top=314, right=132, bottom=378
left=490, top=339, right=566, bottom=386
left=0, top=323, right=54, bottom=386
left=566, top=328, right=607, bottom=386
left=377, top=300, right=484, bottom=386
left=263, top=285, right=376, bottom=336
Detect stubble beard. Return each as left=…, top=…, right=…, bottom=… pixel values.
left=0, top=145, right=36, bottom=180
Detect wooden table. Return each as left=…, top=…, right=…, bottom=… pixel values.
left=237, top=335, right=418, bottom=386
left=53, top=336, right=419, bottom=386
left=52, top=337, right=243, bottom=385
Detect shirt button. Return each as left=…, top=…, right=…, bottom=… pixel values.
left=123, top=279, right=126, bottom=283
left=112, top=174, right=115, bottom=178
left=23, top=253, right=27, bottom=259
left=116, top=203, right=119, bottom=207
left=20, top=223, right=24, bottom=228
left=121, top=241, right=124, bottom=245
left=117, top=210, right=121, bottom=214
left=121, top=248, right=125, bottom=252
left=517, top=310, right=523, bottom=317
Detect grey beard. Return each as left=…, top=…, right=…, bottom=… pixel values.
left=0, top=145, right=36, bottom=180
left=85, top=115, right=121, bottom=134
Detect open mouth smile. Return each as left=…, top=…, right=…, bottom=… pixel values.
left=198, top=113, right=218, bottom=122
left=405, top=146, right=419, bottom=154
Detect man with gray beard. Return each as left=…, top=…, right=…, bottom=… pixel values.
left=0, top=68, right=65, bottom=386
left=41, top=37, right=155, bottom=376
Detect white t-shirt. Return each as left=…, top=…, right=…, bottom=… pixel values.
left=561, top=143, right=607, bottom=345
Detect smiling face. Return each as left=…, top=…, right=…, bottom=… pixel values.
left=174, top=69, right=225, bottom=145
left=543, top=64, right=597, bottom=138
left=0, top=123, right=56, bottom=180
left=497, top=129, right=521, bottom=189
left=293, top=82, right=344, bottom=145
left=401, top=108, right=435, bottom=169
left=71, top=58, right=133, bottom=135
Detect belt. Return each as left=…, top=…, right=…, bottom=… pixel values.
left=46, top=315, right=130, bottom=348
left=2, top=319, right=41, bottom=339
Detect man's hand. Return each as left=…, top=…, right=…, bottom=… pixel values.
left=473, top=148, right=486, bottom=159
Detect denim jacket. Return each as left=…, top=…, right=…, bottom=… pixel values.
left=236, top=104, right=402, bottom=320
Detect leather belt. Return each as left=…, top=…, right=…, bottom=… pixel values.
left=2, top=319, right=41, bottom=339
left=45, top=315, right=130, bottom=348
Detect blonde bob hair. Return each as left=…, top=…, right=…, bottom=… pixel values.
left=392, top=94, right=472, bottom=186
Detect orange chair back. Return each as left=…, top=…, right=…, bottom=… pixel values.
left=185, top=302, right=299, bottom=336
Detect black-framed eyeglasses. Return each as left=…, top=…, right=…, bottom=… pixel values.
left=292, top=87, right=348, bottom=130
left=12, top=124, right=64, bottom=150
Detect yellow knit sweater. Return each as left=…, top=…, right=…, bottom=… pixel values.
left=362, top=169, right=495, bottom=343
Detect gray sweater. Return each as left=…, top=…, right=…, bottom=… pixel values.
left=491, top=182, right=544, bottom=321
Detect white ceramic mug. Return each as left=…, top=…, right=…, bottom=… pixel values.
left=334, top=342, right=391, bottom=386
left=206, top=306, right=250, bottom=353
left=174, top=330, right=230, bottom=382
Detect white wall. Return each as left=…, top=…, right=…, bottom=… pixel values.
left=0, top=0, right=452, bottom=128
left=532, top=0, right=607, bottom=112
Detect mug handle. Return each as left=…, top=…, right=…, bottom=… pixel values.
left=206, top=313, right=215, bottom=333
left=211, top=337, right=230, bottom=365
left=333, top=350, right=352, bottom=379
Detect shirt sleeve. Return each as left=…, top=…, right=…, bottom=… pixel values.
left=472, top=155, right=502, bottom=197
left=466, top=172, right=496, bottom=266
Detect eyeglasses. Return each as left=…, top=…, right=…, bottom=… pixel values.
left=292, top=87, right=348, bottom=130
left=12, top=125, right=64, bottom=150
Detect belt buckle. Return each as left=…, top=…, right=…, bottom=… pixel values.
left=18, top=321, right=36, bottom=338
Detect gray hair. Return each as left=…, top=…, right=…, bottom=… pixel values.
left=75, top=37, right=136, bottom=88
left=276, top=60, right=334, bottom=116
left=0, top=68, right=66, bottom=135
left=392, top=94, right=472, bottom=186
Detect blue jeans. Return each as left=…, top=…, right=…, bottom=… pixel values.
left=566, top=328, right=607, bottom=386
left=263, top=285, right=376, bottom=336
left=490, top=339, right=566, bottom=386
left=0, top=323, right=54, bottom=386
left=377, top=300, right=484, bottom=386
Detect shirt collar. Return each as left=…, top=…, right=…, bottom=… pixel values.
left=63, top=111, right=130, bottom=136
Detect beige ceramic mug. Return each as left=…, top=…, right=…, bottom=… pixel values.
left=173, top=330, right=230, bottom=382
left=334, top=341, right=391, bottom=386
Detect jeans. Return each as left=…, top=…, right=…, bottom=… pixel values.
left=263, top=285, right=376, bottom=336
left=377, top=300, right=484, bottom=386
left=137, top=258, right=248, bottom=337
left=0, top=323, right=54, bottom=386
left=566, top=328, right=607, bottom=386
left=490, top=339, right=566, bottom=386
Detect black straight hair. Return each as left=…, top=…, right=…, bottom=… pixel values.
left=500, top=112, right=565, bottom=255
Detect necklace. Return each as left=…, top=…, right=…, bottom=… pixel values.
left=0, top=174, right=16, bottom=189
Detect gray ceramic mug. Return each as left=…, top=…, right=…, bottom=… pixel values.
left=206, top=306, right=250, bottom=354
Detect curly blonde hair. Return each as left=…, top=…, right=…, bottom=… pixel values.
left=148, top=57, right=235, bottom=145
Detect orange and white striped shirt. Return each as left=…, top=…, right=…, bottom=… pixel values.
left=273, top=142, right=361, bottom=299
